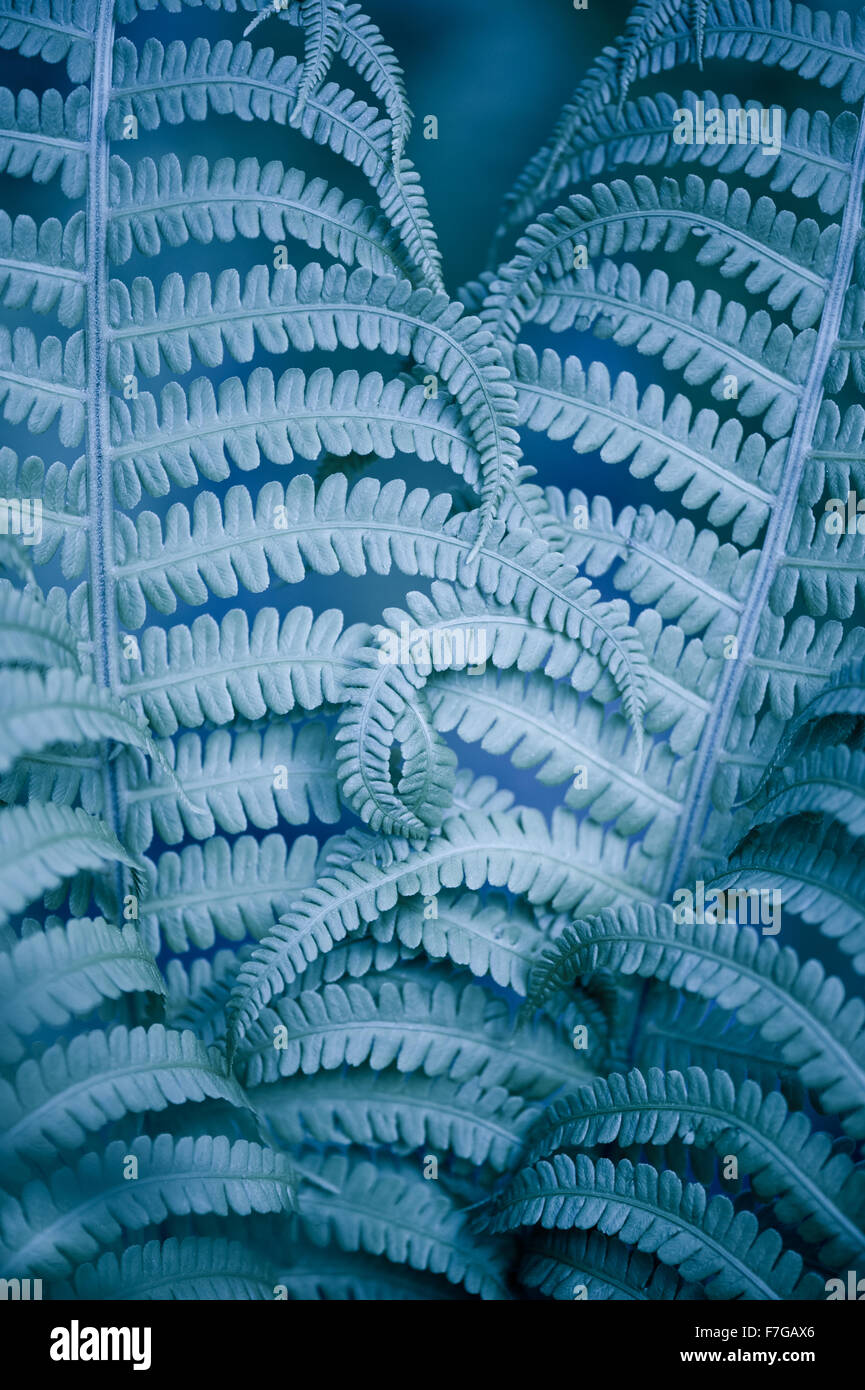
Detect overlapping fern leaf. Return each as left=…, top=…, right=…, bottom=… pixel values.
left=1, top=0, right=864, bottom=1303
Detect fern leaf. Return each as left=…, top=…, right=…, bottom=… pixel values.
left=0, top=208, right=85, bottom=326
left=618, top=1, right=707, bottom=111
left=0, top=579, right=81, bottom=669
left=528, top=904, right=865, bottom=1139
left=0, top=666, right=159, bottom=774
left=122, top=723, right=339, bottom=849
left=246, top=1, right=413, bottom=170
left=326, top=890, right=546, bottom=995
left=525, top=1065, right=865, bottom=1266
left=429, top=668, right=682, bottom=857
left=55, top=1235, right=277, bottom=1300
left=109, top=37, right=442, bottom=289
left=237, top=976, right=582, bottom=1099
left=0, top=802, right=138, bottom=926
left=109, top=371, right=474, bottom=508
left=519, top=1228, right=704, bottom=1300
left=0, top=448, right=87, bottom=577
left=292, top=0, right=343, bottom=118
left=0, top=324, right=85, bottom=445
left=634, top=986, right=806, bottom=1108
left=252, top=1069, right=542, bottom=1173
left=108, top=155, right=414, bottom=281
left=715, top=819, right=865, bottom=972
left=477, top=1151, right=823, bottom=1300
left=513, top=346, right=783, bottom=546
left=335, top=656, right=457, bottom=837
left=0, top=1024, right=248, bottom=1180
left=748, top=746, right=865, bottom=837
left=226, top=804, right=660, bottom=1057
left=524, top=259, right=812, bottom=439
left=293, top=1150, right=512, bottom=1299
left=0, top=1134, right=295, bottom=1279
left=336, top=3, right=412, bottom=171
left=541, top=95, right=858, bottom=221
left=0, top=84, right=88, bottom=197
left=111, top=472, right=459, bottom=623
left=107, top=263, right=519, bottom=543
left=140, top=832, right=319, bottom=953
left=0, top=0, right=95, bottom=82
left=0, top=916, right=164, bottom=1065
left=121, top=606, right=368, bottom=737
left=484, top=175, right=832, bottom=345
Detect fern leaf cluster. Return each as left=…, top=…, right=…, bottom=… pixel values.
left=0, top=0, right=864, bottom=1304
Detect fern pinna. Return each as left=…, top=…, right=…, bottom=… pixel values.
left=0, top=0, right=864, bottom=1305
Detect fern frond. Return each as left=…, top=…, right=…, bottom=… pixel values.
left=429, top=668, right=682, bottom=857
left=519, top=1228, right=704, bottom=1300
left=0, top=802, right=138, bottom=926
left=524, top=259, right=812, bottom=440
left=0, top=916, right=164, bottom=1065
left=244, top=0, right=413, bottom=170
left=545, top=95, right=857, bottom=220
left=565, top=493, right=756, bottom=645
left=715, top=818, right=865, bottom=972
left=0, top=579, right=82, bottom=669
left=112, top=475, right=457, bottom=624
left=485, top=175, right=833, bottom=345
left=121, top=606, right=368, bottom=737
left=55, top=1235, right=277, bottom=1300
left=0, top=449, right=87, bottom=577
left=292, top=0, right=343, bottom=119
left=252, top=1069, right=542, bottom=1172
left=334, top=2, right=412, bottom=171
left=0, top=1024, right=247, bottom=1180
left=0, top=84, right=88, bottom=197
left=0, top=667, right=159, bottom=774
left=292, top=1150, right=512, bottom=1299
left=321, top=890, right=546, bottom=995
left=109, top=371, right=474, bottom=509
left=122, top=722, right=339, bottom=849
left=514, top=347, right=782, bottom=546
left=108, top=155, right=414, bottom=281
left=748, top=747, right=865, bottom=837
left=635, top=987, right=806, bottom=1107
left=525, top=1065, right=865, bottom=1266
left=477, top=1152, right=823, bottom=1300
left=0, top=0, right=95, bottom=82
left=226, top=805, right=660, bottom=1057
left=0, top=324, right=85, bottom=445
left=140, top=832, right=319, bottom=953
left=335, top=656, right=457, bottom=837
left=529, top=904, right=865, bottom=1138
left=237, top=976, right=583, bottom=1099
left=618, top=1, right=708, bottom=111
left=0, top=1134, right=295, bottom=1279
left=107, top=263, right=519, bottom=543
left=109, top=37, right=442, bottom=289
left=0, top=208, right=85, bottom=326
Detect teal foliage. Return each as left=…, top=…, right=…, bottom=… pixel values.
left=0, top=0, right=864, bottom=1302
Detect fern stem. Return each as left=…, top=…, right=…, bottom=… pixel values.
left=663, top=104, right=865, bottom=898
left=87, top=1, right=123, bottom=861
